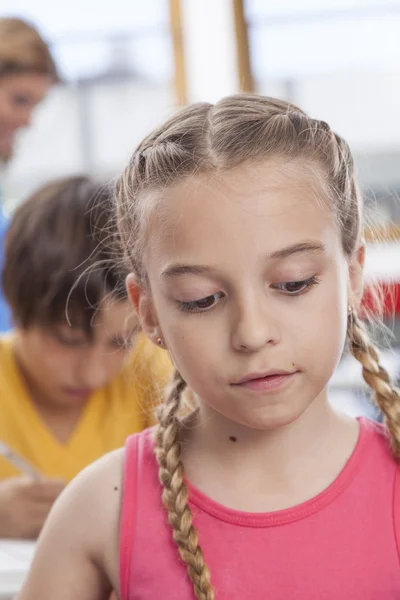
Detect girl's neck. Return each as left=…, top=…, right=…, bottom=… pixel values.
left=180, top=392, right=360, bottom=512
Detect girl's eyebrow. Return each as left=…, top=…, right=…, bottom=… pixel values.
left=269, top=240, right=325, bottom=260
left=162, top=240, right=325, bottom=279
left=161, top=264, right=215, bottom=279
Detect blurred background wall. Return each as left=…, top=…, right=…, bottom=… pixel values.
left=247, top=1, right=400, bottom=225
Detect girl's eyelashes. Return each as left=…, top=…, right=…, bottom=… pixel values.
left=177, top=292, right=225, bottom=313
left=176, top=276, right=320, bottom=313
left=271, top=275, right=320, bottom=295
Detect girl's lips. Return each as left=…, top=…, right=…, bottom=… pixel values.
left=233, top=369, right=297, bottom=384
left=232, top=371, right=299, bottom=392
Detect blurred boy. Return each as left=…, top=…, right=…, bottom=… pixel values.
left=0, top=176, right=169, bottom=538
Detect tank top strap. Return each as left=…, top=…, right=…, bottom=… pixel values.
left=120, top=428, right=160, bottom=600
left=120, top=433, right=139, bottom=600
left=393, top=465, right=400, bottom=567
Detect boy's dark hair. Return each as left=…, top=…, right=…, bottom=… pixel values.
left=2, top=176, right=127, bottom=333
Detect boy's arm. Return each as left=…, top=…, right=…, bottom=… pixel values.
left=17, top=449, right=123, bottom=600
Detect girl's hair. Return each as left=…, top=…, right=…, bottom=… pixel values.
left=115, top=94, right=400, bottom=599
left=0, top=17, right=59, bottom=81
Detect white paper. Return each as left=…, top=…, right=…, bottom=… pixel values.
left=0, top=540, right=36, bottom=598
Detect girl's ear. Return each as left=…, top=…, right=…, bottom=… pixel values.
left=126, top=274, right=161, bottom=345
left=348, top=244, right=365, bottom=309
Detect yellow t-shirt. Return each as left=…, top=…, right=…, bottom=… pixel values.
left=0, top=333, right=171, bottom=481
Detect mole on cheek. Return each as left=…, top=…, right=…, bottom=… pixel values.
left=229, top=436, right=237, bottom=443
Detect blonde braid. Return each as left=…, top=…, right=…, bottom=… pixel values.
left=348, top=311, right=400, bottom=456
left=154, top=370, right=215, bottom=600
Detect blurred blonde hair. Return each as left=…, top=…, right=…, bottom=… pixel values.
left=0, top=17, right=58, bottom=81
left=116, top=94, right=400, bottom=599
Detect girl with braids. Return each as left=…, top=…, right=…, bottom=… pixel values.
left=18, top=94, right=400, bottom=599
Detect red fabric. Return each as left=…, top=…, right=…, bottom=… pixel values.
left=119, top=420, right=400, bottom=599
left=394, top=468, right=400, bottom=569
left=362, top=282, right=400, bottom=316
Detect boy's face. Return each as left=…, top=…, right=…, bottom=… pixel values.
left=14, top=299, right=138, bottom=409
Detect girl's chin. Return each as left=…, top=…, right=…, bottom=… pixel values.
left=221, top=409, right=309, bottom=432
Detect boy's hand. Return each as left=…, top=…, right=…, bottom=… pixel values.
left=0, top=476, right=64, bottom=538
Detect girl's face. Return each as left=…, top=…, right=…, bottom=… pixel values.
left=0, top=73, right=51, bottom=160
left=132, top=159, right=363, bottom=430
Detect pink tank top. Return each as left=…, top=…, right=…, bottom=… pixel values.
left=120, top=418, right=400, bottom=599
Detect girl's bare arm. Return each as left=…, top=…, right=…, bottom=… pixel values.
left=17, top=449, right=124, bottom=600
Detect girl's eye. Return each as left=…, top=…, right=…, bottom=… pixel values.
left=272, top=276, right=319, bottom=295
left=178, top=292, right=224, bottom=313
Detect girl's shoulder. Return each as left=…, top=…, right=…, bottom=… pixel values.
left=19, top=447, right=125, bottom=598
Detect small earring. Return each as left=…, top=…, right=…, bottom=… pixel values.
left=348, top=305, right=353, bottom=315
left=156, top=337, right=165, bottom=348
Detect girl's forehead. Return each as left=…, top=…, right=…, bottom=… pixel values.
left=144, top=160, right=340, bottom=269
left=160, top=159, right=329, bottom=217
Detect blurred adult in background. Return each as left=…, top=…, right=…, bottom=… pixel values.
left=0, top=17, right=58, bottom=331
left=0, top=176, right=170, bottom=538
